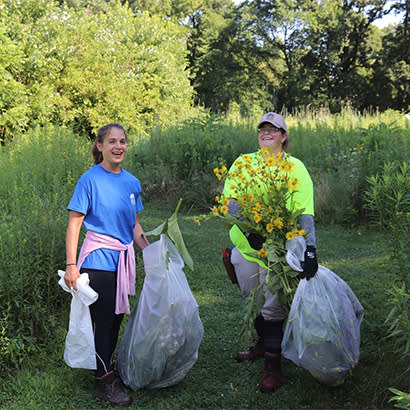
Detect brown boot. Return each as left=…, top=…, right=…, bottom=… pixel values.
left=236, top=337, right=266, bottom=361
left=95, top=371, right=132, bottom=407
left=260, top=352, right=281, bottom=393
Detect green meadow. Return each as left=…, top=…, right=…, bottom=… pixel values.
left=0, top=110, right=409, bottom=409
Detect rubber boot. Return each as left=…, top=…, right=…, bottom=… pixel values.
left=236, top=315, right=266, bottom=361
left=260, top=320, right=283, bottom=393
left=95, top=371, right=132, bottom=407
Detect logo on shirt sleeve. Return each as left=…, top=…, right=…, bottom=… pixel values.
left=129, top=193, right=136, bottom=205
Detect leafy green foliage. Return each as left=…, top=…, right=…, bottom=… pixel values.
left=389, top=387, right=410, bottom=409
left=364, top=161, right=410, bottom=281
left=145, top=199, right=194, bottom=270
left=385, top=284, right=410, bottom=358
left=0, top=125, right=90, bottom=369
left=0, top=0, right=193, bottom=140
left=126, top=113, right=259, bottom=209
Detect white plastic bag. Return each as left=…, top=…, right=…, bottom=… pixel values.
left=281, top=265, right=364, bottom=386
left=58, top=270, right=99, bottom=369
left=117, top=234, right=204, bottom=390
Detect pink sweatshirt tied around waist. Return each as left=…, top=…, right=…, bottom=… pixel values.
left=77, top=231, right=136, bottom=315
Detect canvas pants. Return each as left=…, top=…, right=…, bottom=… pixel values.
left=230, top=247, right=286, bottom=322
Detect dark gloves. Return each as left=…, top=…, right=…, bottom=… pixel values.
left=300, top=246, right=318, bottom=280
left=247, top=233, right=266, bottom=250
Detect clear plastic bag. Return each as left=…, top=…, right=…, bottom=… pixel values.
left=117, top=234, right=204, bottom=390
left=281, top=266, right=364, bottom=386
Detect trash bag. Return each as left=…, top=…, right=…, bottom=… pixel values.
left=117, top=234, right=204, bottom=390
left=281, top=266, right=364, bottom=386
left=58, top=270, right=99, bottom=369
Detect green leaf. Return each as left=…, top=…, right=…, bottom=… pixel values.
left=145, top=198, right=194, bottom=270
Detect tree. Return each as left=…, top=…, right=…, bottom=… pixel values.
left=0, top=0, right=194, bottom=139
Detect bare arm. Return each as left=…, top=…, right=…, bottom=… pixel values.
left=133, top=213, right=149, bottom=250
left=64, top=210, right=85, bottom=290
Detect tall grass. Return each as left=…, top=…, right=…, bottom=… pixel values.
left=125, top=114, right=259, bottom=209
left=0, top=125, right=91, bottom=367
left=127, top=108, right=409, bottom=224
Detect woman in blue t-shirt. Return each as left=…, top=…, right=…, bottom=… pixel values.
left=64, top=123, right=149, bottom=407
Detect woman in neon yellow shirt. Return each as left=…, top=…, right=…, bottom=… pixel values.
left=223, top=112, right=318, bottom=393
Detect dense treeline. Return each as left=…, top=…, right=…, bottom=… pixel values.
left=1, top=0, right=408, bottom=141
left=130, top=0, right=409, bottom=113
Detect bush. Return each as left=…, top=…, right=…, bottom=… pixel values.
left=0, top=0, right=193, bottom=140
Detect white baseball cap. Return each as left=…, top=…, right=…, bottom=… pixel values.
left=258, top=112, right=287, bottom=133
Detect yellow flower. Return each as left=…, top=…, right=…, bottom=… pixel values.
left=216, top=174, right=222, bottom=181
left=212, top=206, right=219, bottom=215
left=213, top=168, right=219, bottom=175
left=215, top=196, right=220, bottom=203
left=220, top=205, right=228, bottom=215
left=248, top=193, right=254, bottom=202
left=253, top=202, right=262, bottom=212
left=260, top=147, right=269, bottom=156
left=287, top=181, right=292, bottom=191
left=283, top=161, right=294, bottom=172
left=254, top=214, right=262, bottom=223
left=223, top=198, right=230, bottom=205
left=258, top=248, right=268, bottom=258
left=278, top=160, right=287, bottom=171
left=266, top=223, right=274, bottom=233
left=220, top=165, right=227, bottom=173
left=265, top=155, right=276, bottom=166
left=286, top=231, right=295, bottom=240
left=273, top=218, right=283, bottom=229
left=291, top=177, right=299, bottom=189
left=193, top=218, right=201, bottom=226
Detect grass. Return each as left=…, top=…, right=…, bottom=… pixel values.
left=1, top=204, right=409, bottom=410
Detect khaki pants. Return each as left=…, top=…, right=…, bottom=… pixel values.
left=231, top=247, right=286, bottom=321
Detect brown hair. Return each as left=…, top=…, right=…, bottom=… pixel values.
left=282, top=130, right=289, bottom=151
left=91, top=123, right=126, bottom=164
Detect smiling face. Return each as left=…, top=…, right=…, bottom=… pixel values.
left=258, top=123, right=288, bottom=155
left=96, top=126, right=127, bottom=173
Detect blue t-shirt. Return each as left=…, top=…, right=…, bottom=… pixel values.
left=67, top=164, right=144, bottom=271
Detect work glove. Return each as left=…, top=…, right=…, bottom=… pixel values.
left=300, top=246, right=318, bottom=280
left=247, top=233, right=266, bottom=251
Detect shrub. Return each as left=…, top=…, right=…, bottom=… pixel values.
left=0, top=0, right=193, bottom=140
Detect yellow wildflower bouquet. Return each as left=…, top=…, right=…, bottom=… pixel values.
left=212, top=148, right=306, bottom=340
